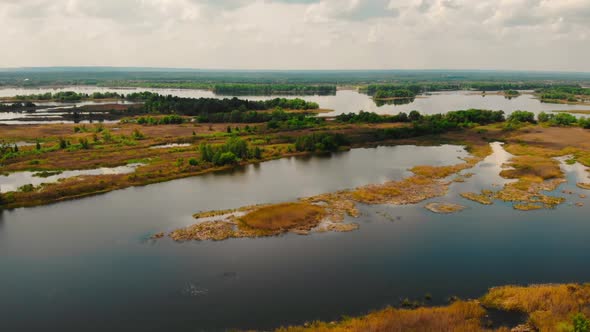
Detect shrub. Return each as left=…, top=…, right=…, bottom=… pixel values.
left=213, top=151, right=238, bottom=166
left=508, top=111, right=536, bottom=123
left=537, top=111, right=553, bottom=123
left=188, top=158, right=199, bottom=166
left=579, top=117, right=590, bottom=129
left=551, top=113, right=577, bottom=126
left=294, top=133, right=349, bottom=152
left=78, top=138, right=90, bottom=149
left=18, top=184, right=35, bottom=192
left=573, top=313, right=590, bottom=332
left=132, top=129, right=145, bottom=140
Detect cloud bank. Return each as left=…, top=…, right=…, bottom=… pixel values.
left=0, top=0, right=589, bottom=71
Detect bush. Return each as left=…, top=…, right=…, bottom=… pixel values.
left=508, top=111, right=536, bottom=123
left=188, top=158, right=199, bottom=166
left=18, top=184, right=35, bottom=192
left=579, top=117, right=590, bottom=129
left=551, top=113, right=577, bottom=126
left=78, top=138, right=90, bottom=149
left=213, top=151, right=238, bottom=166
left=537, top=111, right=553, bottom=123
left=573, top=313, right=589, bottom=332
left=132, top=129, right=145, bottom=140
left=294, top=133, right=349, bottom=152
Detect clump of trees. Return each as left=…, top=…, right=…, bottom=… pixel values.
left=537, top=112, right=580, bottom=127
left=13, top=91, right=122, bottom=102
left=508, top=111, right=536, bottom=123
left=198, top=137, right=261, bottom=166
left=539, top=86, right=590, bottom=103
left=373, top=89, right=415, bottom=100
left=125, top=92, right=319, bottom=116
left=294, top=133, right=350, bottom=152
left=135, top=115, right=184, bottom=125
left=212, top=84, right=336, bottom=96
left=195, top=107, right=322, bottom=127
left=336, top=110, right=422, bottom=123
left=337, top=109, right=504, bottom=128
left=368, top=109, right=506, bottom=140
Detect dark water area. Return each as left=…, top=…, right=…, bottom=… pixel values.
left=2, top=87, right=590, bottom=124
left=1, top=144, right=590, bottom=331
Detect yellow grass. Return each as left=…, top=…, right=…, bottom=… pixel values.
left=277, top=301, right=506, bottom=332
left=278, top=283, right=590, bottom=332
left=482, top=284, right=590, bottom=331
left=239, top=203, right=326, bottom=231
left=460, top=192, right=494, bottom=205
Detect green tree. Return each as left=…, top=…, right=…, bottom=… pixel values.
left=508, top=111, right=536, bottom=123
left=537, top=111, right=552, bottom=123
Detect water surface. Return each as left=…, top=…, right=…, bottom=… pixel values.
left=2, top=87, right=590, bottom=124
left=1, top=144, right=590, bottom=331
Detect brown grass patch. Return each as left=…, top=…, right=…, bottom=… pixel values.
left=239, top=202, right=326, bottom=231
left=277, top=301, right=505, bottom=332
left=278, top=283, right=590, bottom=332
left=499, top=155, right=563, bottom=181
left=425, top=202, right=466, bottom=214
left=482, top=284, right=590, bottom=331
left=461, top=192, right=494, bottom=205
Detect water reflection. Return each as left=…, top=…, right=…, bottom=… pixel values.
left=3, top=88, right=590, bottom=124
left=374, top=97, right=415, bottom=107
left=0, top=163, right=143, bottom=193
left=1, top=143, right=590, bottom=331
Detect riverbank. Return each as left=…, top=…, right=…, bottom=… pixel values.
left=3, top=118, right=590, bottom=211
left=276, top=283, right=590, bottom=332
left=0, top=121, right=421, bottom=208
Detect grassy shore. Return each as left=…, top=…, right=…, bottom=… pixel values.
left=275, top=283, right=590, bottom=332
left=0, top=120, right=411, bottom=209
left=2, top=120, right=590, bottom=212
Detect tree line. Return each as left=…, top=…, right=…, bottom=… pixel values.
left=212, top=84, right=336, bottom=96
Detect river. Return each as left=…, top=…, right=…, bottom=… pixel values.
left=1, top=143, right=590, bottom=331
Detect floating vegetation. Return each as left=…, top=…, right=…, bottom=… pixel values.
left=160, top=143, right=493, bottom=241
left=240, top=203, right=326, bottom=232
left=32, top=170, right=63, bottom=178
left=495, top=177, right=565, bottom=209
left=424, top=202, right=466, bottom=214
left=513, top=203, right=545, bottom=211
left=168, top=199, right=360, bottom=241
left=460, top=191, right=495, bottom=205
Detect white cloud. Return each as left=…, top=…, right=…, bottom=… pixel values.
left=0, top=0, right=588, bottom=71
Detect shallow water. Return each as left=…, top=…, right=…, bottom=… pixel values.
left=0, top=163, right=143, bottom=193
left=149, top=143, right=192, bottom=149
left=2, top=87, right=589, bottom=124
left=1, top=144, right=590, bottom=331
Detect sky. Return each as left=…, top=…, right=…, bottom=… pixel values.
left=0, top=0, right=589, bottom=71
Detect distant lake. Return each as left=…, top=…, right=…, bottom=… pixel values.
left=1, top=87, right=589, bottom=124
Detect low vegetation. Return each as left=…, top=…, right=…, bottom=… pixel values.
left=240, top=203, right=326, bottom=231
left=276, top=283, right=590, bottom=332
